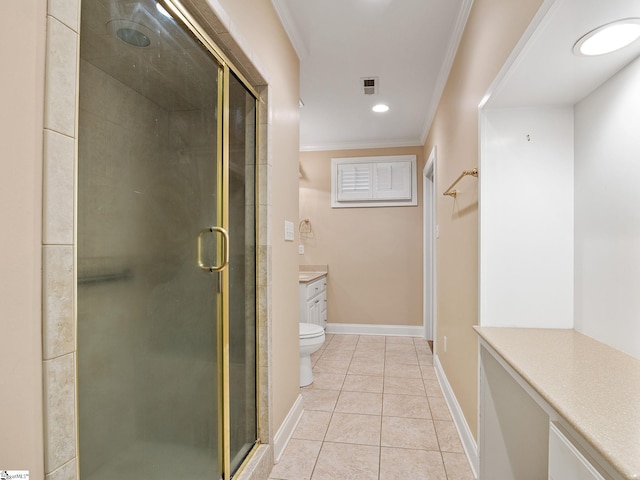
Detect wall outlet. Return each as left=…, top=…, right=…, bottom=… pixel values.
left=298, top=245, right=304, bottom=254
left=443, top=335, right=447, bottom=353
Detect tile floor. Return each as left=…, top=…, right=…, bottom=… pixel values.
left=268, top=334, right=475, bottom=480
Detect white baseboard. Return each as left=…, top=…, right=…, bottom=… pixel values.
left=272, top=393, right=304, bottom=463
left=326, top=323, right=424, bottom=337
left=434, top=355, right=479, bottom=479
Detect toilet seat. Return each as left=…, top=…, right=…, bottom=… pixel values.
left=299, top=323, right=324, bottom=339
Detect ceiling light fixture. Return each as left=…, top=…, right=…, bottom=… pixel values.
left=573, top=18, right=640, bottom=56
left=372, top=104, right=389, bottom=113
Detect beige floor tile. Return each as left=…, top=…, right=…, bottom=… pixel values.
left=321, top=348, right=356, bottom=361
left=385, top=342, right=414, bottom=353
left=420, top=365, right=437, bottom=380
left=385, top=353, right=419, bottom=366
left=342, top=374, right=384, bottom=393
left=442, top=452, right=475, bottom=480
left=324, top=412, right=381, bottom=446
left=418, top=352, right=434, bottom=365
left=301, top=389, right=339, bottom=412
left=383, top=376, right=426, bottom=396
left=382, top=393, right=431, bottom=419
left=335, top=391, right=383, bottom=415
left=434, top=420, right=464, bottom=453
left=314, top=358, right=351, bottom=375
left=424, top=379, right=444, bottom=397
left=353, top=350, right=385, bottom=362
left=381, top=416, right=439, bottom=450
left=379, top=447, right=446, bottom=480
left=384, top=363, right=422, bottom=379
left=327, top=335, right=359, bottom=348
left=348, top=360, right=385, bottom=376
left=385, top=336, right=415, bottom=345
left=428, top=396, right=452, bottom=421
left=311, top=442, right=380, bottom=480
left=357, top=335, right=386, bottom=345
left=305, top=371, right=345, bottom=390
left=292, top=410, right=332, bottom=441
left=269, top=438, right=322, bottom=480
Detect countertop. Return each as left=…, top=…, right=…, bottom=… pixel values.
left=299, top=264, right=328, bottom=283
left=474, top=327, right=640, bottom=480
left=298, top=271, right=326, bottom=283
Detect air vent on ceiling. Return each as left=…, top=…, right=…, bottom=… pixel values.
left=362, top=77, right=378, bottom=95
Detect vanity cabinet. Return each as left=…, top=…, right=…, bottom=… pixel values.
left=475, top=327, right=637, bottom=480
left=299, top=276, right=327, bottom=328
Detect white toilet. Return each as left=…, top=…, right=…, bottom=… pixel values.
left=299, top=322, right=325, bottom=387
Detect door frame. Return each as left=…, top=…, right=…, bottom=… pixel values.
left=423, top=146, right=437, bottom=341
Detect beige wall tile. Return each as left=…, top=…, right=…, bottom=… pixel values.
left=46, top=459, right=77, bottom=480
left=48, top=0, right=79, bottom=32
left=44, top=17, right=77, bottom=137
left=43, top=353, right=76, bottom=473
left=43, top=246, right=74, bottom=359
left=43, top=130, right=74, bottom=245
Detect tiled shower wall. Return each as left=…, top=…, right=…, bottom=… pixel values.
left=41, top=0, right=273, bottom=478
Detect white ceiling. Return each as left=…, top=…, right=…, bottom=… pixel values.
left=272, top=0, right=473, bottom=151
left=485, top=0, right=640, bottom=108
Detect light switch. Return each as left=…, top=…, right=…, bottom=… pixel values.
left=298, top=245, right=305, bottom=254
left=284, top=221, right=295, bottom=241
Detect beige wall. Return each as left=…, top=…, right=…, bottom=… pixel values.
left=299, top=147, right=423, bottom=327
left=216, top=0, right=301, bottom=435
left=425, top=0, right=544, bottom=438
left=0, top=0, right=46, bottom=477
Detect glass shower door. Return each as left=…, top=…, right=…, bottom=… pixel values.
left=77, top=0, right=227, bottom=478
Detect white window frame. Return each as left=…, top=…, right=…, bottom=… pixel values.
left=331, top=155, right=417, bottom=208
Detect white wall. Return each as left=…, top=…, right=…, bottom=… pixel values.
left=480, top=107, right=574, bottom=328
left=574, top=56, right=640, bottom=360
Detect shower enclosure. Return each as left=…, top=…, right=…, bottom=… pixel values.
left=77, top=1, right=258, bottom=478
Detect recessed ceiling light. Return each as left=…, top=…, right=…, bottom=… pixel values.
left=372, top=104, right=389, bottom=113
left=574, top=18, right=640, bottom=56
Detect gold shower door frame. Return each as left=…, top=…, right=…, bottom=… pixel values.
left=168, top=2, right=262, bottom=476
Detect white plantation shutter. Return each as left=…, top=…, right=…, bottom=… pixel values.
left=331, top=155, right=417, bottom=208
left=373, top=162, right=412, bottom=200
left=337, top=163, right=373, bottom=201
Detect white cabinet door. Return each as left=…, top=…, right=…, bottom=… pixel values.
left=549, top=423, right=605, bottom=480
left=308, top=297, right=321, bottom=326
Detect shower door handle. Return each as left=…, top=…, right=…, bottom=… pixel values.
left=197, top=226, right=229, bottom=272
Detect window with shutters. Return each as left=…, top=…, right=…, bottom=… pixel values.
left=331, top=155, right=417, bottom=208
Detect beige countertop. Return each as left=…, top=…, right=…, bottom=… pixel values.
left=298, top=271, right=326, bottom=283
left=299, top=264, right=328, bottom=283
left=474, top=327, right=640, bottom=480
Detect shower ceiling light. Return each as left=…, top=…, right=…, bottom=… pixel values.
left=372, top=104, right=389, bottom=113
left=573, top=18, right=640, bottom=56
left=107, top=20, right=156, bottom=48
